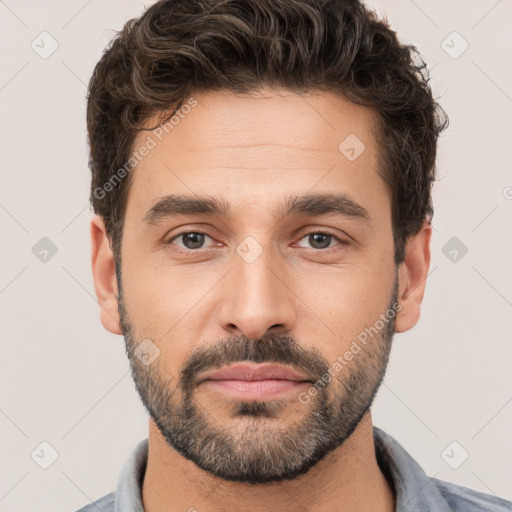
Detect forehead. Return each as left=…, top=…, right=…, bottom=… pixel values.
left=126, top=88, right=387, bottom=222
left=137, top=88, right=377, bottom=161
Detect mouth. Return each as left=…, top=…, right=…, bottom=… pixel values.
left=198, top=362, right=313, bottom=400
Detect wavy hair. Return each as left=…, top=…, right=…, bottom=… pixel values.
left=87, top=0, right=448, bottom=265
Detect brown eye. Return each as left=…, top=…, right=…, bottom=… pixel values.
left=168, top=231, right=213, bottom=250
left=296, top=232, right=347, bottom=251
left=308, top=233, right=332, bottom=249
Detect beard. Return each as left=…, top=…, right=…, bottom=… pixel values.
left=118, top=274, right=398, bottom=485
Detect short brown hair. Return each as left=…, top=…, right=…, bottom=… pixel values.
left=87, top=0, right=448, bottom=265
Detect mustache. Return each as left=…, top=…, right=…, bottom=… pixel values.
left=179, top=333, right=330, bottom=392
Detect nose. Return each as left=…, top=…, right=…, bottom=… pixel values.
left=217, top=246, right=296, bottom=340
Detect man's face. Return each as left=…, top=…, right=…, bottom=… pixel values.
left=118, top=89, right=398, bottom=483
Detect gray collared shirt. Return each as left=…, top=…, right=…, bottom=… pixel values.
left=74, top=426, right=511, bottom=511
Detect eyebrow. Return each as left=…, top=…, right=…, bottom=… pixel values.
left=142, top=193, right=371, bottom=226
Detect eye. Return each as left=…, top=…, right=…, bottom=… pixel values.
left=296, top=232, right=347, bottom=251
left=167, top=231, right=217, bottom=251
left=165, top=230, right=349, bottom=253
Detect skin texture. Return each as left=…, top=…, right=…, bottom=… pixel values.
left=91, top=88, right=431, bottom=512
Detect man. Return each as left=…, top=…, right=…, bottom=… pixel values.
left=79, top=0, right=511, bottom=511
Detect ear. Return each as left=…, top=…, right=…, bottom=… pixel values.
left=90, top=214, right=122, bottom=335
left=394, top=219, right=432, bottom=334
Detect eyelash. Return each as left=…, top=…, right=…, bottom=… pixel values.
left=165, top=230, right=349, bottom=253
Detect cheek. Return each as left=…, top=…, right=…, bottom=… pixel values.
left=295, top=259, right=395, bottom=351
left=120, top=256, right=213, bottom=364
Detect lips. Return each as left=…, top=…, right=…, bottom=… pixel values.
left=199, top=363, right=312, bottom=383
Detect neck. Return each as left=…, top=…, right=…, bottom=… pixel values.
left=141, top=413, right=395, bottom=512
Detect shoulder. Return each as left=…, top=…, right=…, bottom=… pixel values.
left=73, top=491, right=115, bottom=512
left=372, top=426, right=511, bottom=512
left=433, top=478, right=512, bottom=512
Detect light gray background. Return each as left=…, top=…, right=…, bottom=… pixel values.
left=1, top=1, right=511, bottom=511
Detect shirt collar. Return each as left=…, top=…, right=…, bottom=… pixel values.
left=114, top=427, right=451, bottom=512
left=114, top=437, right=147, bottom=512
left=373, top=426, right=451, bottom=511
